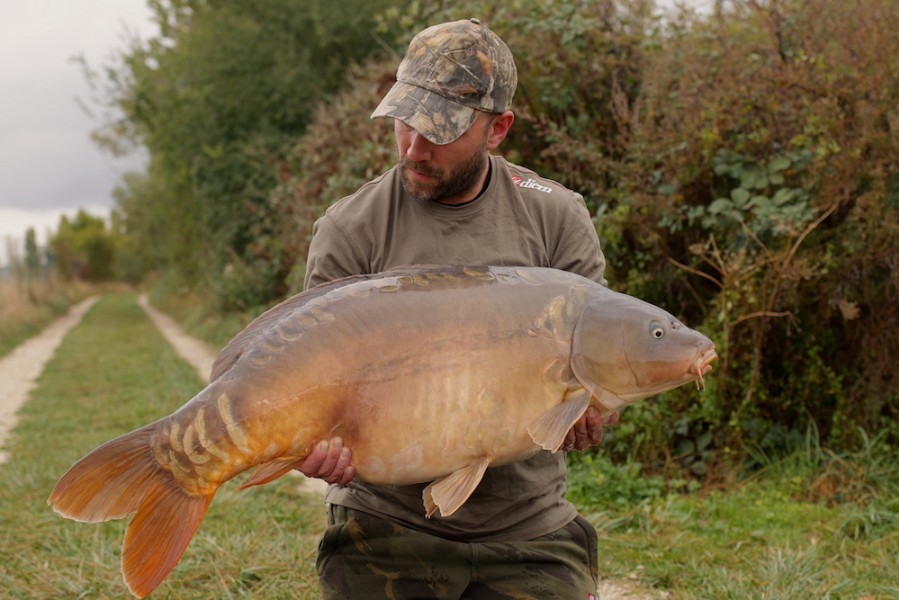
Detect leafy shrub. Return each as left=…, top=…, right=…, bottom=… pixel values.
left=272, top=59, right=398, bottom=293
left=604, top=0, right=899, bottom=459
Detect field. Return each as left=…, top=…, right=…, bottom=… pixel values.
left=1, top=293, right=897, bottom=598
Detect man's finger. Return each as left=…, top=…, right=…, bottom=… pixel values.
left=327, top=446, right=352, bottom=481
left=602, top=411, right=620, bottom=426
left=316, top=437, right=344, bottom=478
left=298, top=439, right=330, bottom=476
left=335, top=450, right=356, bottom=486
left=585, top=406, right=602, bottom=444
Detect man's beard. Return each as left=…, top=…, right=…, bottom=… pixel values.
left=399, top=143, right=489, bottom=204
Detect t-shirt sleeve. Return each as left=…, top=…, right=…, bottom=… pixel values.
left=550, top=191, right=608, bottom=286
left=304, top=213, right=369, bottom=289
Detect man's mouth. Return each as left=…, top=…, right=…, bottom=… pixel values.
left=403, top=160, right=439, bottom=182
left=407, top=169, right=433, bottom=182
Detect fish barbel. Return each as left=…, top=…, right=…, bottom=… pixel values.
left=48, top=265, right=716, bottom=597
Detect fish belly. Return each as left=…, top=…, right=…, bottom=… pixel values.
left=324, top=337, right=571, bottom=485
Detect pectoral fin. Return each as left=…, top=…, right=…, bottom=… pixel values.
left=237, top=456, right=305, bottom=490
left=527, top=388, right=591, bottom=451
left=422, top=457, right=491, bottom=518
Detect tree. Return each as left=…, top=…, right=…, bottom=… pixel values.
left=24, top=228, right=41, bottom=273
left=91, top=0, right=416, bottom=309
left=49, top=211, right=116, bottom=282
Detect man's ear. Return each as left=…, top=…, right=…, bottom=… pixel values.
left=486, top=111, right=514, bottom=151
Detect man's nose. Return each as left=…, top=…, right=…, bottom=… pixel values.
left=405, top=130, right=433, bottom=162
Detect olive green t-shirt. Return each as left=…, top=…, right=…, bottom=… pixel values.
left=304, top=155, right=606, bottom=541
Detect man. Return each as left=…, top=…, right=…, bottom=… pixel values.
left=298, top=18, right=616, bottom=599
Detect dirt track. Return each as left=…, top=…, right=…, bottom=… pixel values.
left=0, top=296, right=98, bottom=464
left=0, top=294, right=663, bottom=599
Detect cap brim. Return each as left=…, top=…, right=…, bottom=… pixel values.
left=371, top=81, right=479, bottom=145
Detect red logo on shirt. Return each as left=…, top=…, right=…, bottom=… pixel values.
left=511, top=175, right=553, bottom=194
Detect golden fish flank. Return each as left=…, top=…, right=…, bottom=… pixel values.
left=193, top=407, right=232, bottom=462
left=464, top=389, right=513, bottom=454
left=48, top=265, right=716, bottom=598
left=152, top=393, right=255, bottom=494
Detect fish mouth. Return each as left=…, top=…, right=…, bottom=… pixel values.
left=690, top=347, right=718, bottom=390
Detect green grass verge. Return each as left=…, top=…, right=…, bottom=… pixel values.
left=588, top=484, right=899, bottom=598
left=0, top=293, right=325, bottom=598
left=568, top=448, right=899, bottom=598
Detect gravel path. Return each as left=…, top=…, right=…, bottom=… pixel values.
left=0, top=296, right=98, bottom=464
left=0, top=293, right=664, bottom=599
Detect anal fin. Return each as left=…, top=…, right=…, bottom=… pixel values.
left=527, top=388, right=591, bottom=451
left=237, top=456, right=305, bottom=490
left=422, top=457, right=491, bottom=518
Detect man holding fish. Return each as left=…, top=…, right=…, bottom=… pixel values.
left=300, top=18, right=617, bottom=599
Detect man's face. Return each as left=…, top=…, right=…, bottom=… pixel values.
left=395, top=113, right=493, bottom=205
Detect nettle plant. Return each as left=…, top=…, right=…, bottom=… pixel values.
left=694, top=147, right=818, bottom=241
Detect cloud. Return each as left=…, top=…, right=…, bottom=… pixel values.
left=0, top=0, right=154, bottom=265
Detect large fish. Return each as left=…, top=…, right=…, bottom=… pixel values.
left=48, top=265, right=716, bottom=597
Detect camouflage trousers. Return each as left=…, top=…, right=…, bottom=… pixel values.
left=317, top=505, right=599, bottom=600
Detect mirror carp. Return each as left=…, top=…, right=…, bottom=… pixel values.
left=48, top=265, right=717, bottom=597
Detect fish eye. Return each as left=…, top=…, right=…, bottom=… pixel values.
left=650, top=321, right=665, bottom=339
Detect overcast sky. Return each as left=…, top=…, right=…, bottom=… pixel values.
left=0, top=0, right=156, bottom=266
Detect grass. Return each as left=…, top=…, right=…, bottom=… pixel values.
left=2, top=291, right=897, bottom=598
left=588, top=484, right=899, bottom=598
left=0, top=294, right=325, bottom=599
left=570, top=441, right=899, bottom=599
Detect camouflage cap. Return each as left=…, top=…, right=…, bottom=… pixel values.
left=371, top=18, right=518, bottom=145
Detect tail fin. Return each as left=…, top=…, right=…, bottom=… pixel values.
left=48, top=424, right=216, bottom=598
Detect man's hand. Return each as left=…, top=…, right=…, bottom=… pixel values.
left=297, top=437, right=356, bottom=485
left=562, top=407, right=619, bottom=452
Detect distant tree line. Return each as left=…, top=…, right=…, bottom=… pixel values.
left=9, top=211, right=123, bottom=284
left=80, top=0, right=897, bottom=473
